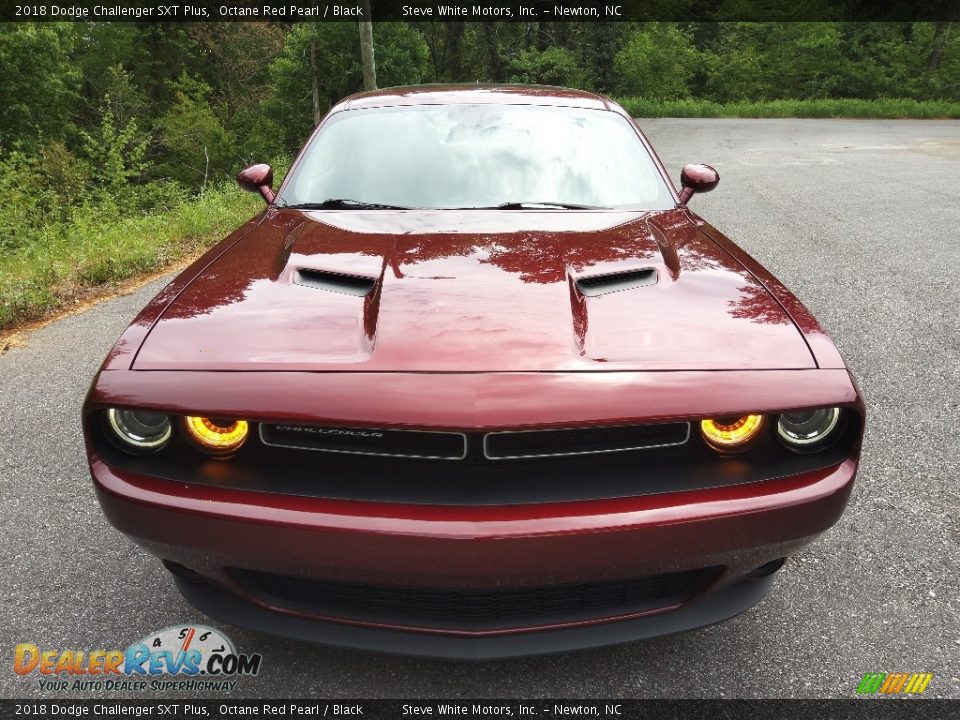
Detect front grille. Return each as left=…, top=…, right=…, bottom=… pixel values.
left=259, top=424, right=466, bottom=460
left=484, top=422, right=690, bottom=460
left=232, top=567, right=718, bottom=630
left=259, top=422, right=690, bottom=462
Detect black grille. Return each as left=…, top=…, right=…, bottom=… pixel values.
left=259, top=422, right=689, bottom=462
left=260, top=424, right=466, bottom=460
left=484, top=422, right=689, bottom=460
left=232, top=567, right=718, bottom=630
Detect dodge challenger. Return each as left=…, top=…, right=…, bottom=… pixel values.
left=83, top=86, right=864, bottom=659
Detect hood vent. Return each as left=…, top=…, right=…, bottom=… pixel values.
left=294, top=268, right=376, bottom=296
left=576, top=267, right=657, bottom=297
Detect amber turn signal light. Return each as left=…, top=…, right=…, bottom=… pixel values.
left=700, top=415, right=765, bottom=454
left=183, top=416, right=249, bottom=455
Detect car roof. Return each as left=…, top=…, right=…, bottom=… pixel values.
left=334, top=84, right=618, bottom=113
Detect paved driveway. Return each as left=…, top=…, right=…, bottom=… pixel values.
left=1, top=119, right=957, bottom=699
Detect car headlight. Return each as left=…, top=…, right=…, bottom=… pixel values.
left=700, top=414, right=765, bottom=454
left=105, top=408, right=172, bottom=453
left=183, top=416, right=249, bottom=455
left=777, top=407, right=842, bottom=451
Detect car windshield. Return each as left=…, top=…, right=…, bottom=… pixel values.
left=278, top=104, right=675, bottom=211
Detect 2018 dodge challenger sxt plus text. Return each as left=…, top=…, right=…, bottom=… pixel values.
left=83, top=86, right=863, bottom=658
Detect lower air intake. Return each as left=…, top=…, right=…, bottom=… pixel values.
left=231, top=567, right=719, bottom=631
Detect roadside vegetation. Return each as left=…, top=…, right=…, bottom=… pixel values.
left=0, top=183, right=261, bottom=331
left=619, top=98, right=960, bottom=119
left=1, top=20, right=957, bottom=331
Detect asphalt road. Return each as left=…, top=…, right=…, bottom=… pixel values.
left=1, top=119, right=958, bottom=700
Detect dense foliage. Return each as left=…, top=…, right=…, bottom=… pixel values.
left=2, top=22, right=956, bottom=197
left=0, top=20, right=956, bottom=330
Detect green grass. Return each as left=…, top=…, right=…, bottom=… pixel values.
left=617, top=97, right=960, bottom=119
left=0, top=185, right=261, bottom=332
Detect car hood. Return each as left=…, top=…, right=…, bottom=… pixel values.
left=133, top=209, right=815, bottom=372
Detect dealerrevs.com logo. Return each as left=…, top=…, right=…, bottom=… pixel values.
left=14, top=625, right=262, bottom=693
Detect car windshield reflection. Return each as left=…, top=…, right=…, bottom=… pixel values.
left=278, top=104, right=675, bottom=211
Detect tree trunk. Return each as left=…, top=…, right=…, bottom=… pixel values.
left=310, top=39, right=320, bottom=125
left=927, top=21, right=951, bottom=72
left=483, top=23, right=502, bottom=82
left=420, top=23, right=442, bottom=80
left=446, top=22, right=465, bottom=81
left=589, top=23, right=617, bottom=92
left=359, top=0, right=377, bottom=91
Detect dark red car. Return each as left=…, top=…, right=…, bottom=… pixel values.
left=83, top=86, right=863, bottom=659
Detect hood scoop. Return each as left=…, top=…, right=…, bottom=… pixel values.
left=294, top=268, right=377, bottom=297
left=576, top=267, right=658, bottom=297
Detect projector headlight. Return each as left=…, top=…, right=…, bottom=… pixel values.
left=105, top=408, right=172, bottom=454
left=777, top=407, right=842, bottom=452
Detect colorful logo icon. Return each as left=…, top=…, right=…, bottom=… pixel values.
left=14, top=625, right=262, bottom=692
left=856, top=672, right=933, bottom=695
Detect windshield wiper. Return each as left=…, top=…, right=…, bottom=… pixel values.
left=280, top=199, right=415, bottom=210
left=282, top=199, right=609, bottom=211
left=457, top=201, right=610, bottom=210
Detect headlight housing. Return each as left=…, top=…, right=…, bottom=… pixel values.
left=700, top=414, right=765, bottom=454
left=105, top=408, right=172, bottom=454
left=183, top=416, right=249, bottom=456
left=777, top=407, right=842, bottom=451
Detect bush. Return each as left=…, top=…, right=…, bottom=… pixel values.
left=157, top=74, right=233, bottom=192
left=78, top=96, right=149, bottom=193
left=0, top=144, right=91, bottom=253
left=508, top=47, right=586, bottom=88
left=0, top=181, right=260, bottom=331
left=613, top=24, right=700, bottom=100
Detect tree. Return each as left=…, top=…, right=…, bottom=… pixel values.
left=372, top=23, right=431, bottom=88
left=508, top=47, right=586, bottom=88
left=359, top=0, right=378, bottom=90
left=187, top=23, right=284, bottom=132
left=157, top=75, right=231, bottom=192
left=79, top=95, right=149, bottom=193
left=584, top=23, right=624, bottom=92
left=268, top=23, right=429, bottom=150
left=705, top=23, right=844, bottom=101
left=613, top=23, right=700, bottom=99
left=0, top=23, right=80, bottom=149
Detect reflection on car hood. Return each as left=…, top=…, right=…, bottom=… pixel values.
left=133, top=209, right=815, bottom=372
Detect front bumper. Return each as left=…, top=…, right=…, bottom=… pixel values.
left=91, top=453, right=857, bottom=657
left=171, top=570, right=778, bottom=660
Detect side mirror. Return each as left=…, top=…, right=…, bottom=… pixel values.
left=237, top=163, right=275, bottom=204
left=678, top=164, right=719, bottom=205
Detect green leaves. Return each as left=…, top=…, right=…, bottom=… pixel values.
left=78, top=94, right=149, bottom=193
left=508, top=47, right=586, bottom=88
left=157, top=74, right=232, bottom=192
left=0, top=23, right=80, bottom=150
left=613, top=23, right=701, bottom=100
